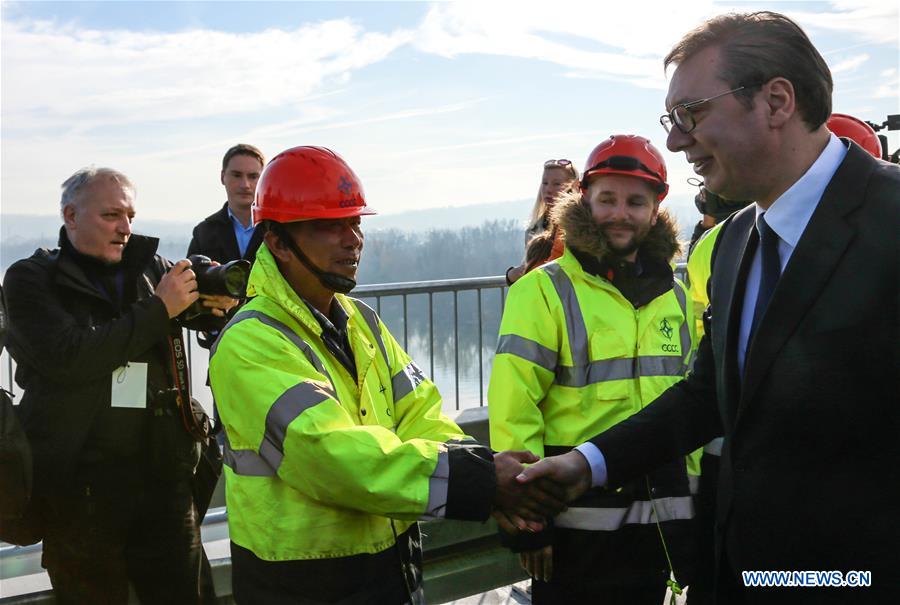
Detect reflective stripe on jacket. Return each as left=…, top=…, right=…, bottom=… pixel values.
left=210, top=245, right=484, bottom=562
left=488, top=247, right=700, bottom=531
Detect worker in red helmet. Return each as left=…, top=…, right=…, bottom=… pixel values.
left=489, top=134, right=700, bottom=604
left=827, top=113, right=883, bottom=159
left=209, top=146, right=565, bottom=604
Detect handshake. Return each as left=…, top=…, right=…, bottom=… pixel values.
left=491, top=449, right=594, bottom=534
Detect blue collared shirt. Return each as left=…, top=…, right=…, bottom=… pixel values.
left=227, top=206, right=256, bottom=258
left=577, top=133, right=848, bottom=487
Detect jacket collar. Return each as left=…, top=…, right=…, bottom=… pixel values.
left=551, top=191, right=681, bottom=307
left=246, top=244, right=357, bottom=336
left=209, top=202, right=232, bottom=225
left=52, top=227, right=160, bottom=299
left=552, top=190, right=681, bottom=268
left=57, top=226, right=159, bottom=265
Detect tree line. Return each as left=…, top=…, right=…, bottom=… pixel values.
left=0, top=219, right=527, bottom=283
left=357, top=219, right=524, bottom=284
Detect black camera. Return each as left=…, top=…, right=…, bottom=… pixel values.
left=867, top=114, right=900, bottom=164
left=188, top=255, right=250, bottom=298
left=177, top=255, right=251, bottom=323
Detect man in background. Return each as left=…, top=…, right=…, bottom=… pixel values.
left=188, top=143, right=266, bottom=267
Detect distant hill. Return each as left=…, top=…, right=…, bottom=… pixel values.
left=369, top=195, right=701, bottom=239
left=365, top=199, right=533, bottom=232
left=1, top=195, right=701, bottom=273
left=1, top=201, right=535, bottom=245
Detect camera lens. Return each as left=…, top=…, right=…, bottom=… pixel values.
left=219, top=262, right=251, bottom=297
left=187, top=255, right=250, bottom=298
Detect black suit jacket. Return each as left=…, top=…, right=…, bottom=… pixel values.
left=591, top=142, right=900, bottom=604
left=187, top=202, right=263, bottom=264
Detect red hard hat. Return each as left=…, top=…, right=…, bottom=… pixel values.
left=581, top=135, right=669, bottom=201
left=826, top=113, right=881, bottom=159
left=252, top=146, right=377, bottom=225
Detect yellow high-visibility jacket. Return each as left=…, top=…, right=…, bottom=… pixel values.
left=210, top=245, right=494, bottom=564
left=687, top=221, right=725, bottom=338
left=489, top=247, right=701, bottom=534
left=686, top=223, right=726, bottom=470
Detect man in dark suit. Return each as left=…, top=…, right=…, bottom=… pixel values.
left=514, top=12, right=899, bottom=604
left=187, top=144, right=265, bottom=266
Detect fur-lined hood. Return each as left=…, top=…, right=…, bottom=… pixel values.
left=550, top=190, right=681, bottom=264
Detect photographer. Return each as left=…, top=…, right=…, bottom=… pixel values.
left=2, top=167, right=236, bottom=604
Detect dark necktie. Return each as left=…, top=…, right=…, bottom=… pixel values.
left=748, top=212, right=781, bottom=344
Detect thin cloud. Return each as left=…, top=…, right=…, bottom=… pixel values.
left=408, top=1, right=895, bottom=88
left=132, top=105, right=343, bottom=162
left=1, top=17, right=413, bottom=132
left=2, top=2, right=897, bottom=221
left=391, top=129, right=617, bottom=157
left=831, top=53, right=870, bottom=74
left=872, top=68, right=898, bottom=99
left=129, top=98, right=484, bottom=163
left=269, top=98, right=487, bottom=140
left=874, top=79, right=899, bottom=99
left=412, top=1, right=719, bottom=88
left=820, top=40, right=881, bottom=55
left=791, top=1, right=898, bottom=45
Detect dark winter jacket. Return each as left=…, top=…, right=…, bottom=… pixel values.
left=4, top=229, right=188, bottom=505
left=187, top=202, right=263, bottom=265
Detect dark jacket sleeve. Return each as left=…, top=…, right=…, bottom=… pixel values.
left=3, top=258, right=171, bottom=384
left=591, top=331, right=722, bottom=488
left=444, top=439, right=496, bottom=522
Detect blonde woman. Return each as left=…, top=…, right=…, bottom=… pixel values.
left=505, top=160, right=579, bottom=285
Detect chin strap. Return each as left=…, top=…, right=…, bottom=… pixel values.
left=269, top=222, right=357, bottom=294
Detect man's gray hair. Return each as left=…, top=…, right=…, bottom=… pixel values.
left=60, top=166, right=135, bottom=214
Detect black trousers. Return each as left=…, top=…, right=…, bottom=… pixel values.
left=231, top=524, right=423, bottom=605
left=689, top=452, right=720, bottom=605
left=527, top=521, right=692, bottom=605
left=41, top=464, right=216, bottom=605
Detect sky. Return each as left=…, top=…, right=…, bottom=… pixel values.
left=1, top=0, right=898, bottom=225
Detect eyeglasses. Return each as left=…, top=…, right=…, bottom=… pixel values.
left=660, top=85, right=749, bottom=134
left=544, top=159, right=573, bottom=168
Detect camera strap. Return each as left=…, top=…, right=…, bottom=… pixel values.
left=166, top=327, right=211, bottom=442
left=269, top=222, right=357, bottom=294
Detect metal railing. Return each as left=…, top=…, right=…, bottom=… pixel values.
left=0, top=266, right=688, bottom=406
left=354, top=275, right=508, bottom=410
left=0, top=275, right=511, bottom=412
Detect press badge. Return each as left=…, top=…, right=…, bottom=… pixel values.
left=111, top=362, right=148, bottom=408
